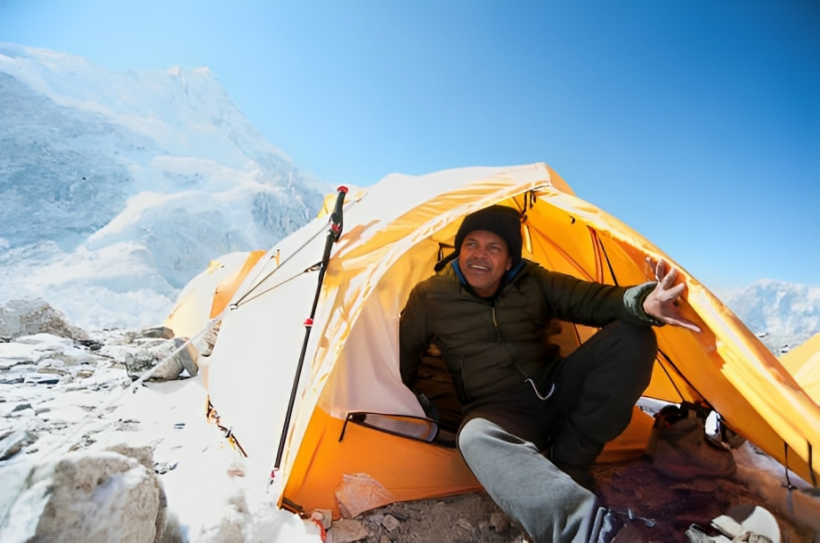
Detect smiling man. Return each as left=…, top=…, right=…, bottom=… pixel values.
left=399, top=205, right=699, bottom=543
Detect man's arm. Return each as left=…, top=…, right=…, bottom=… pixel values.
left=399, top=286, right=430, bottom=390
left=530, top=259, right=700, bottom=332
left=530, top=264, right=656, bottom=327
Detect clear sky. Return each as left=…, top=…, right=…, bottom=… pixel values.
left=1, top=0, right=818, bottom=293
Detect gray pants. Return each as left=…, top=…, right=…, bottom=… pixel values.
left=457, top=321, right=657, bottom=542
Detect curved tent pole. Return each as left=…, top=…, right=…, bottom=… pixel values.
left=273, top=186, right=348, bottom=474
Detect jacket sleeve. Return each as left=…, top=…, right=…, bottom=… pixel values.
left=399, top=285, right=430, bottom=390
left=529, top=264, right=660, bottom=327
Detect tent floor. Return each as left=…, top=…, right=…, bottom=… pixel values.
left=340, top=450, right=817, bottom=542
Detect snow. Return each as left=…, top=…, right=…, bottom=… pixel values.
left=0, top=42, right=328, bottom=330
left=0, top=331, right=324, bottom=543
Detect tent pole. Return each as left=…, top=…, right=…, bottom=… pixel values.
left=273, top=186, right=348, bottom=475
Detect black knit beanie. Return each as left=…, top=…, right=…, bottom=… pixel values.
left=453, top=205, right=522, bottom=269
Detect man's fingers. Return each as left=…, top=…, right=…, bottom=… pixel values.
left=655, top=259, right=667, bottom=282
left=659, top=282, right=685, bottom=301
left=660, top=266, right=678, bottom=289
left=663, top=316, right=702, bottom=333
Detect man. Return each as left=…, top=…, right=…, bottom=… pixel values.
left=399, top=205, right=700, bottom=543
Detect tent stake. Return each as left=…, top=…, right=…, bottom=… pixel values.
left=273, top=186, right=348, bottom=475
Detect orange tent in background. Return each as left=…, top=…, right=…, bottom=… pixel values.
left=200, top=164, right=818, bottom=517
left=165, top=250, right=266, bottom=341
left=780, top=333, right=820, bottom=405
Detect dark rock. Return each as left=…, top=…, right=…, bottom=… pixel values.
left=12, top=403, right=32, bottom=412
left=76, top=339, right=103, bottom=351
left=25, top=375, right=60, bottom=385
left=153, top=461, right=178, bottom=474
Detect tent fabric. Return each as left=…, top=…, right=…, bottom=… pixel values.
left=205, top=163, right=819, bottom=516
left=209, top=250, right=266, bottom=319
left=780, top=333, right=820, bottom=405
left=165, top=250, right=266, bottom=340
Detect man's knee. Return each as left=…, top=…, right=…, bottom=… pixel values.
left=456, top=417, right=484, bottom=454
left=608, top=321, right=658, bottom=361
left=457, top=418, right=537, bottom=460
left=597, top=321, right=657, bottom=393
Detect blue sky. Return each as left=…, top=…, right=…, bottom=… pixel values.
left=1, top=0, right=818, bottom=293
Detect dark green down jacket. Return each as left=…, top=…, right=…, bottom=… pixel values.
left=399, top=259, right=657, bottom=404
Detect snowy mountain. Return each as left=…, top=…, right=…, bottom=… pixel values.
left=724, top=279, right=820, bottom=354
left=0, top=43, right=328, bottom=329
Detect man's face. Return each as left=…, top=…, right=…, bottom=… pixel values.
left=458, top=230, right=513, bottom=298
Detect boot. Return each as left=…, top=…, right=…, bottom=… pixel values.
left=649, top=407, right=736, bottom=479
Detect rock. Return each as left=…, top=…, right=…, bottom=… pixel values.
left=153, top=461, right=178, bottom=475
left=0, top=342, right=42, bottom=368
left=0, top=428, right=36, bottom=460
left=379, top=535, right=392, bottom=543
left=381, top=514, right=401, bottom=532
left=25, top=375, right=61, bottom=385
left=329, top=518, right=370, bottom=543
left=103, top=444, right=155, bottom=471
left=0, top=299, right=88, bottom=341
left=335, top=473, right=396, bottom=519
left=310, top=508, right=333, bottom=530
left=37, top=362, right=69, bottom=375
left=75, top=339, right=103, bottom=351
left=15, top=334, right=74, bottom=348
left=2, top=335, right=92, bottom=373
left=124, top=338, right=198, bottom=381
left=137, top=327, right=175, bottom=340
left=0, top=450, right=166, bottom=543
left=489, top=511, right=510, bottom=532
left=12, top=403, right=32, bottom=413
left=455, top=517, right=474, bottom=532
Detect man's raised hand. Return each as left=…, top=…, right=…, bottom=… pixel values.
left=643, top=259, right=702, bottom=333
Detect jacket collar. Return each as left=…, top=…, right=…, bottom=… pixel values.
left=450, top=259, right=528, bottom=301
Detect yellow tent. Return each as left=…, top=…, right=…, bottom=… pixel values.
left=780, top=333, right=820, bottom=405
left=165, top=250, right=266, bottom=340
left=205, top=164, right=819, bottom=517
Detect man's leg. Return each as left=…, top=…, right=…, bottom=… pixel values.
left=549, top=321, right=657, bottom=467
left=458, top=417, right=598, bottom=543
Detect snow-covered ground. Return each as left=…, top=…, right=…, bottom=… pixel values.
left=2, top=329, right=818, bottom=542
left=0, top=330, right=323, bottom=543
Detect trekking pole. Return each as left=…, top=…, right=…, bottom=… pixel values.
left=273, top=185, right=348, bottom=475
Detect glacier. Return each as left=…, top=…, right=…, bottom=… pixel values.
left=0, top=43, right=328, bottom=330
